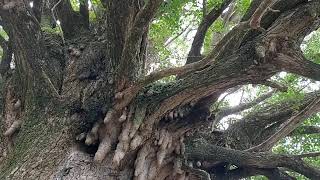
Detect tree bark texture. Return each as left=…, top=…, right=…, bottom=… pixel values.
left=0, top=0, right=320, bottom=179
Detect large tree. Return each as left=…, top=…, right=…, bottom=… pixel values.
left=0, top=0, right=319, bottom=179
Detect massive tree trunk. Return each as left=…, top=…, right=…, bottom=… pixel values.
left=0, top=0, right=319, bottom=179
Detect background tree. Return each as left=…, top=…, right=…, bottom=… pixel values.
left=0, top=0, right=319, bottom=179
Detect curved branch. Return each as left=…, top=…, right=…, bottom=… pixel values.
left=220, top=90, right=276, bottom=116
left=186, top=0, right=234, bottom=64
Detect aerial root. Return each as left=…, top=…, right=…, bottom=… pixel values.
left=85, top=120, right=102, bottom=145
left=173, top=157, right=183, bottom=175
left=164, top=105, right=191, bottom=122
left=134, top=145, right=151, bottom=177
left=156, top=148, right=167, bottom=166
left=130, top=134, right=142, bottom=150
left=13, top=99, right=21, bottom=111
left=118, top=108, right=127, bottom=122
left=112, top=120, right=132, bottom=166
left=4, top=120, right=22, bottom=137
left=115, top=91, right=124, bottom=99
left=147, top=160, right=158, bottom=180
left=104, top=109, right=117, bottom=123
left=94, top=136, right=111, bottom=163
left=76, top=132, right=86, bottom=141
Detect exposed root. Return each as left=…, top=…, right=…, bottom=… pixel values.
left=4, top=120, right=22, bottom=137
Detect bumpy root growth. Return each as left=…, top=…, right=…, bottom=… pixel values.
left=132, top=129, right=186, bottom=180
left=92, top=106, right=132, bottom=163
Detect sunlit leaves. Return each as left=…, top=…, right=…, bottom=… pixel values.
left=303, top=29, right=320, bottom=64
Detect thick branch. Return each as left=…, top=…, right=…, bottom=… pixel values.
left=276, top=51, right=320, bottom=81
left=118, top=0, right=163, bottom=85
